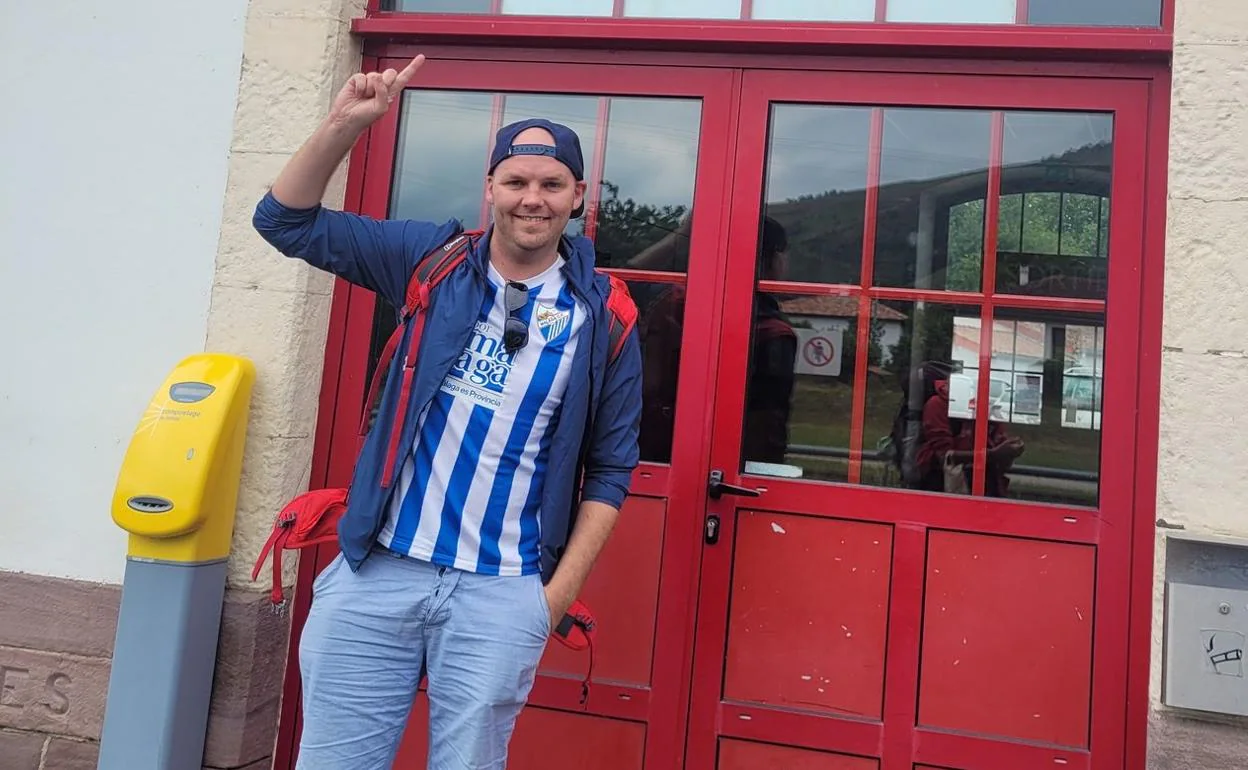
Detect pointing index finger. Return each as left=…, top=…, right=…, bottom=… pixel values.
left=392, top=55, right=426, bottom=91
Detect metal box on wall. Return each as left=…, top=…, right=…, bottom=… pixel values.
left=1163, top=532, right=1248, bottom=716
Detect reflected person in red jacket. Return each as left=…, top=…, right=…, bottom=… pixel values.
left=909, top=362, right=1025, bottom=497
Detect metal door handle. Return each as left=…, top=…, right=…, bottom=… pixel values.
left=708, top=470, right=761, bottom=500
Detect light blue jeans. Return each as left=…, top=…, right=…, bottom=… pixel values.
left=295, top=548, right=551, bottom=769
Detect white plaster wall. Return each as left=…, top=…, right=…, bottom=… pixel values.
left=0, top=1, right=248, bottom=584
left=1152, top=0, right=1248, bottom=707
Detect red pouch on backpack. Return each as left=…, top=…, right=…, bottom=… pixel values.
left=250, top=487, right=348, bottom=608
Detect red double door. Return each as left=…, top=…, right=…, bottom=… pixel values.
left=279, top=54, right=1156, bottom=770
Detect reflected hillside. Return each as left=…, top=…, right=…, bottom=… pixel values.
left=764, top=140, right=1112, bottom=296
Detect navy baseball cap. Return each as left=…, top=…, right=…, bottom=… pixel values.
left=488, top=118, right=586, bottom=218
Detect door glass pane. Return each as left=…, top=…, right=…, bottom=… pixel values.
left=391, top=91, right=497, bottom=225
left=623, top=0, right=741, bottom=18
left=986, top=309, right=1103, bottom=507
left=752, top=0, right=874, bottom=22
left=761, top=105, right=873, bottom=286
left=1028, top=0, right=1161, bottom=27
left=738, top=253, right=858, bottom=481
left=874, top=109, right=993, bottom=291
left=501, top=0, right=614, bottom=13
left=597, top=99, right=702, bottom=271
left=864, top=302, right=982, bottom=492
left=635, top=279, right=690, bottom=463
left=996, top=111, right=1114, bottom=299
left=886, top=0, right=1015, bottom=23
left=866, top=303, right=1102, bottom=506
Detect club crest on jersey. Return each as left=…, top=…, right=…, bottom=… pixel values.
left=536, top=302, right=571, bottom=341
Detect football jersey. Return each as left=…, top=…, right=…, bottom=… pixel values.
left=377, top=257, right=585, bottom=576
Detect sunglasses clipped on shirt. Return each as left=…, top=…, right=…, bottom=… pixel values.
left=503, top=281, right=530, bottom=354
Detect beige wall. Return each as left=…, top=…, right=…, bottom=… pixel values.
left=211, top=0, right=366, bottom=593
left=1148, top=0, right=1248, bottom=764
left=1152, top=0, right=1248, bottom=694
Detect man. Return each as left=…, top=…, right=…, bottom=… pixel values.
left=252, top=55, right=642, bottom=769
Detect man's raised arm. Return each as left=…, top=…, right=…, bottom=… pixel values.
left=253, top=55, right=461, bottom=306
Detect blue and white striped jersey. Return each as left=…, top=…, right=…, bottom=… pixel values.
left=377, top=258, right=584, bottom=576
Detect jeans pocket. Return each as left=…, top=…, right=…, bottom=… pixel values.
left=311, top=553, right=343, bottom=597
left=534, top=577, right=552, bottom=637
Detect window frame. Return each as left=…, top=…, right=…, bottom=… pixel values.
left=357, top=0, right=1175, bottom=58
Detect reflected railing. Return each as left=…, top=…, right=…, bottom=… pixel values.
left=783, top=442, right=1099, bottom=483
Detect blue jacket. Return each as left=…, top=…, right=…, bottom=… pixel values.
left=252, top=192, right=642, bottom=582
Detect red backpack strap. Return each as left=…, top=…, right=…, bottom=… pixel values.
left=359, top=231, right=479, bottom=440
left=375, top=231, right=481, bottom=488
left=600, top=272, right=639, bottom=365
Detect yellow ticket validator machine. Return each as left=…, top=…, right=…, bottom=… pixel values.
left=98, top=353, right=255, bottom=770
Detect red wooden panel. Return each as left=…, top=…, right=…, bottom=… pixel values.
left=539, top=495, right=666, bottom=686
left=918, top=531, right=1095, bottom=748
left=719, top=738, right=878, bottom=770
left=914, top=727, right=1090, bottom=770
left=394, top=700, right=645, bottom=769
left=724, top=512, right=892, bottom=718
left=509, top=709, right=646, bottom=770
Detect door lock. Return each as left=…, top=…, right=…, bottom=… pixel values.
left=708, top=469, right=761, bottom=500
left=705, top=514, right=720, bottom=545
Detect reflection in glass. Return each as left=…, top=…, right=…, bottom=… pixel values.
left=867, top=303, right=984, bottom=492
left=761, top=105, right=872, bottom=285
left=624, top=0, right=740, bottom=18
left=635, top=280, right=688, bottom=464
left=737, top=221, right=858, bottom=483
left=501, top=0, right=614, bottom=14
left=391, top=91, right=497, bottom=225
left=997, top=112, right=1113, bottom=299
left=886, top=0, right=1013, bottom=24
left=1028, top=0, right=1161, bottom=27
left=868, top=303, right=1102, bottom=506
left=874, top=109, right=992, bottom=291
left=596, top=99, right=702, bottom=270
left=752, top=0, right=874, bottom=22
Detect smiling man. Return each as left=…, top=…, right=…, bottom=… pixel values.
left=252, top=55, right=642, bottom=770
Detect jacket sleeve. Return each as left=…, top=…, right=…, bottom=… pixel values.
left=252, top=190, right=462, bottom=308
left=579, top=325, right=643, bottom=510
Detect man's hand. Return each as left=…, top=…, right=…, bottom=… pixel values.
left=329, top=56, right=426, bottom=134
left=270, top=55, right=426, bottom=209
left=540, top=500, right=620, bottom=635
left=989, top=436, right=1025, bottom=462
left=543, top=582, right=577, bottom=632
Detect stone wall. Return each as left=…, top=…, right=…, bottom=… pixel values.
left=1149, top=0, right=1248, bottom=765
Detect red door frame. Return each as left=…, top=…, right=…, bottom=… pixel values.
left=685, top=69, right=1150, bottom=770
left=271, top=46, right=1171, bottom=770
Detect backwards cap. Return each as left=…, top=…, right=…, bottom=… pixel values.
left=488, top=118, right=586, bottom=218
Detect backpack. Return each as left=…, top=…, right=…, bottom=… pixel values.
left=251, top=232, right=637, bottom=698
